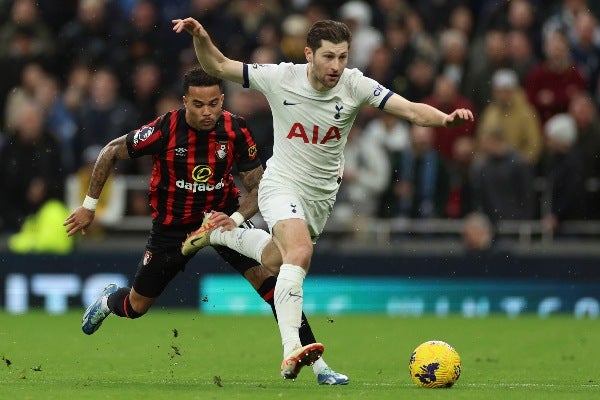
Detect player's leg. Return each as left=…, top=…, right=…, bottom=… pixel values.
left=244, top=266, right=349, bottom=385
left=82, top=245, right=191, bottom=334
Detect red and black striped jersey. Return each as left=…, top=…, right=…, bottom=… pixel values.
left=126, top=108, right=261, bottom=226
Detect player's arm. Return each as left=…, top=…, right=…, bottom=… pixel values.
left=172, top=17, right=244, bottom=84
left=63, top=135, right=131, bottom=236
left=383, top=93, right=474, bottom=128
left=236, top=165, right=264, bottom=221
left=208, top=164, right=264, bottom=231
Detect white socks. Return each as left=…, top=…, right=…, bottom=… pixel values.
left=209, top=227, right=270, bottom=264
left=274, top=264, right=306, bottom=357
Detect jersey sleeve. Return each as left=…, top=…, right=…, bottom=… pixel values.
left=352, top=71, right=394, bottom=110
left=126, top=113, right=169, bottom=158
left=232, top=116, right=262, bottom=172
left=242, top=62, right=288, bottom=93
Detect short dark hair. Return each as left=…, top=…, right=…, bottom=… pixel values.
left=183, top=66, right=222, bottom=93
left=306, top=20, right=352, bottom=52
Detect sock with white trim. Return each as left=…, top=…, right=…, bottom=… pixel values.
left=274, top=264, right=306, bottom=357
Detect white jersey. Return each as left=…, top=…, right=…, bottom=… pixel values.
left=243, top=62, right=393, bottom=200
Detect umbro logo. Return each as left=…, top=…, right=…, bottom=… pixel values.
left=283, top=100, right=300, bottom=106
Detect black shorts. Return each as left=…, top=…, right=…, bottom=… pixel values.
left=133, top=220, right=259, bottom=298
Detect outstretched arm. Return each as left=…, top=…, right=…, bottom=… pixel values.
left=383, top=93, right=474, bottom=127
left=63, top=135, right=131, bottom=236
left=172, top=17, right=244, bottom=84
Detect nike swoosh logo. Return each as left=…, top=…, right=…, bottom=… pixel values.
left=288, top=291, right=303, bottom=298
left=283, top=100, right=300, bottom=105
left=190, top=238, right=204, bottom=246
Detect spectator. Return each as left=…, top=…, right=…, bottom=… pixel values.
left=62, top=62, right=93, bottom=113
left=279, top=13, right=311, bottom=63
left=437, top=28, right=470, bottom=91
left=382, top=19, right=414, bottom=86
left=471, top=127, right=535, bottom=223
left=0, top=101, right=64, bottom=233
left=128, top=59, right=163, bottom=124
left=333, top=123, right=390, bottom=236
left=542, top=0, right=600, bottom=46
left=3, top=61, right=46, bottom=132
left=478, top=69, right=543, bottom=166
left=56, top=0, right=128, bottom=78
left=462, top=211, right=494, bottom=252
left=570, top=10, right=600, bottom=93
left=338, top=0, right=383, bottom=70
left=568, top=93, right=600, bottom=218
left=74, top=66, right=138, bottom=170
left=391, top=125, right=450, bottom=219
left=448, top=4, right=474, bottom=40
left=465, top=27, right=511, bottom=113
left=401, top=54, right=437, bottom=102
left=525, top=29, right=587, bottom=123
left=540, top=113, right=587, bottom=233
left=0, top=0, right=55, bottom=59
left=446, top=135, right=475, bottom=219
left=424, top=74, right=476, bottom=161
left=34, top=74, right=78, bottom=174
left=507, top=29, right=539, bottom=84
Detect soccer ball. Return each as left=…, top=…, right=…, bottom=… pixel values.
left=408, top=340, right=461, bottom=388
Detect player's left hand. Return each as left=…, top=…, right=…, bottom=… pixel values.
left=207, top=211, right=237, bottom=232
left=443, top=108, right=474, bottom=128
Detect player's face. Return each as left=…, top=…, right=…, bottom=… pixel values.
left=183, top=85, right=224, bottom=131
left=306, top=40, right=349, bottom=91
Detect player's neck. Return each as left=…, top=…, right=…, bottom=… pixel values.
left=306, top=64, right=329, bottom=92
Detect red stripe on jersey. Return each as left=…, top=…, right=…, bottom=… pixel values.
left=184, top=127, right=197, bottom=221
left=215, top=113, right=237, bottom=211
left=162, top=112, right=179, bottom=225
left=204, top=117, right=220, bottom=212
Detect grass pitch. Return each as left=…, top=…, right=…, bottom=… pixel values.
left=1, top=310, right=598, bottom=399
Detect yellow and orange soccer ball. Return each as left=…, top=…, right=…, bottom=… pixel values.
left=408, top=340, right=461, bottom=388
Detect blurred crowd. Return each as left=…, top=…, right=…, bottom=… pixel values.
left=1, top=0, right=600, bottom=252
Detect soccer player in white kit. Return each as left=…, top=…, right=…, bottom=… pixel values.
left=173, top=17, right=474, bottom=381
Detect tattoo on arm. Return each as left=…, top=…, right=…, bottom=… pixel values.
left=236, top=166, right=263, bottom=219
left=88, top=135, right=131, bottom=198
left=239, top=166, right=263, bottom=193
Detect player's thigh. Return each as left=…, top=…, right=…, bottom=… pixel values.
left=132, top=246, right=192, bottom=298
left=259, top=184, right=335, bottom=241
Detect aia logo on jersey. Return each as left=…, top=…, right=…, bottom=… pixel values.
left=133, top=125, right=158, bottom=148
left=216, top=141, right=228, bottom=160
left=143, top=250, right=152, bottom=266
left=286, top=123, right=341, bottom=144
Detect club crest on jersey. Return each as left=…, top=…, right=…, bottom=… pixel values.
left=216, top=141, right=228, bottom=159
left=143, top=250, right=152, bottom=266
left=133, top=125, right=155, bottom=146
left=334, top=103, right=344, bottom=120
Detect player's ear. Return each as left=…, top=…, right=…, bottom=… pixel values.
left=182, top=95, right=187, bottom=107
left=304, top=46, right=312, bottom=63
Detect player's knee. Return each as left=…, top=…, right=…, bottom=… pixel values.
left=288, top=243, right=313, bottom=266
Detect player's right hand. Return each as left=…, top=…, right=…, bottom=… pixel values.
left=63, top=207, right=95, bottom=237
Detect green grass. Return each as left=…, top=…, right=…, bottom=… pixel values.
left=0, top=311, right=598, bottom=399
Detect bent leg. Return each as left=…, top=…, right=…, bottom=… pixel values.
left=107, top=287, right=155, bottom=318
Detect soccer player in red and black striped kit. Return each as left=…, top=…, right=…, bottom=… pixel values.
left=64, top=67, right=348, bottom=384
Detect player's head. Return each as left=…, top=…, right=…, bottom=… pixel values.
left=305, top=20, right=352, bottom=90
left=182, top=67, right=224, bottom=131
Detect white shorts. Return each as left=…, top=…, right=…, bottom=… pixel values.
left=258, top=180, right=336, bottom=243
